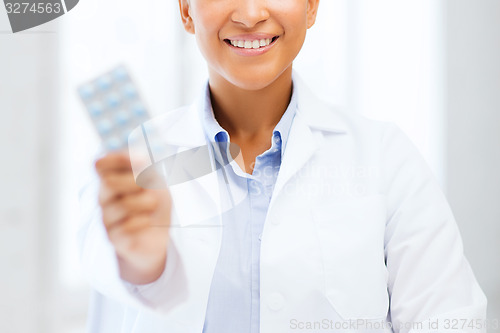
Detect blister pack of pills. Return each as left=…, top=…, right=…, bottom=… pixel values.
left=77, top=65, right=150, bottom=152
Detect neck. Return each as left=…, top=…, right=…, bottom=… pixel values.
left=208, top=67, right=293, bottom=141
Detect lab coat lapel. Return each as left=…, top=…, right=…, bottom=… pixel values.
left=270, top=73, right=349, bottom=206
left=133, top=101, right=223, bottom=228
left=271, top=112, right=319, bottom=204
left=169, top=102, right=223, bottom=228
left=171, top=141, right=223, bottom=228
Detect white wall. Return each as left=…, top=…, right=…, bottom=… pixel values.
left=0, top=12, right=59, bottom=333
left=444, top=0, right=500, bottom=321
left=0, top=10, right=88, bottom=333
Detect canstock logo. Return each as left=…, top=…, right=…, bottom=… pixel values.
left=3, top=0, right=79, bottom=33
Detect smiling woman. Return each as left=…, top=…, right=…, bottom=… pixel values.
left=1, top=0, right=497, bottom=332
left=32, top=0, right=498, bottom=332
left=73, top=0, right=489, bottom=332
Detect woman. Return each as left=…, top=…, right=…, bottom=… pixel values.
left=80, top=0, right=487, bottom=332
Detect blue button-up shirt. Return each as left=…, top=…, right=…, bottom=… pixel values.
left=199, top=83, right=297, bottom=333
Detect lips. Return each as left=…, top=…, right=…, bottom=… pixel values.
left=224, top=36, right=279, bottom=49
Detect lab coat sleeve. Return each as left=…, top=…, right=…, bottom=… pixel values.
left=77, top=168, right=188, bottom=313
left=381, top=123, right=487, bottom=332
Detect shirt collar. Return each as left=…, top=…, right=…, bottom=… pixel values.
left=199, top=79, right=298, bottom=159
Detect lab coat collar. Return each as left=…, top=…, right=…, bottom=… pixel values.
left=292, top=70, right=349, bottom=134
left=268, top=71, right=349, bottom=208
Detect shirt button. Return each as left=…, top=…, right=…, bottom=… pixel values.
left=274, top=136, right=281, bottom=145
left=258, top=233, right=262, bottom=241
left=268, top=293, right=285, bottom=311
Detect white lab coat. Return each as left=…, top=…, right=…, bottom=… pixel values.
left=78, top=73, right=487, bottom=333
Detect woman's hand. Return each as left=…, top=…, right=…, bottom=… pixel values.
left=95, top=152, right=172, bottom=285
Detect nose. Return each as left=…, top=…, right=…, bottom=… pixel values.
left=231, top=0, right=270, bottom=28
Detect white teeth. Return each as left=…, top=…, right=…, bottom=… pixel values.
left=229, top=37, right=275, bottom=49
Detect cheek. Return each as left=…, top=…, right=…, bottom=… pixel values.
left=279, top=11, right=308, bottom=57
left=275, top=2, right=308, bottom=38
left=192, top=1, right=227, bottom=36
left=192, top=5, right=226, bottom=59
left=193, top=26, right=219, bottom=65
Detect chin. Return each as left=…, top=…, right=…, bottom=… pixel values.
left=223, top=65, right=292, bottom=91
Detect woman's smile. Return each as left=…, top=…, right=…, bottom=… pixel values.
left=178, top=0, right=318, bottom=90
left=224, top=34, right=280, bottom=57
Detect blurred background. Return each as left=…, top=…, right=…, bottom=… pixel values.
left=0, top=0, right=498, bottom=332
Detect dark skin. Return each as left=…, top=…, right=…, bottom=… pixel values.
left=208, top=66, right=293, bottom=174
